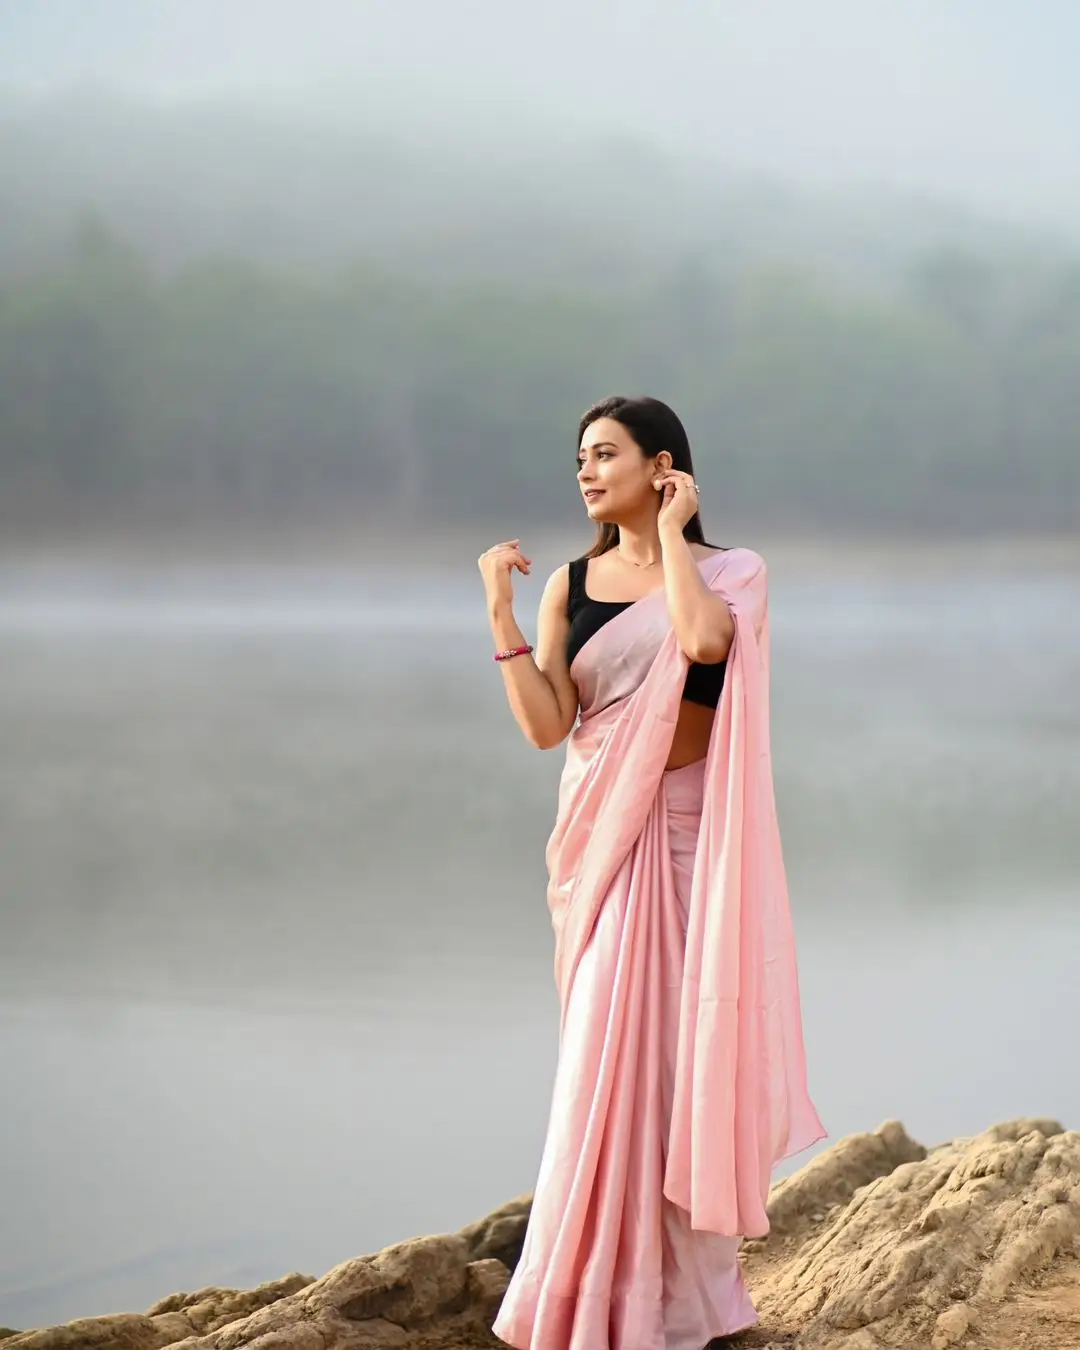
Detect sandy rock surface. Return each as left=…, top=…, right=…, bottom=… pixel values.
left=742, top=1117, right=1080, bottom=1349
left=4, top=1120, right=1078, bottom=1350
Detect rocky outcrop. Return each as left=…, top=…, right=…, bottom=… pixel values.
left=745, top=1117, right=1080, bottom=1349
left=4, top=1119, right=1078, bottom=1350
left=0, top=1275, right=316, bottom=1350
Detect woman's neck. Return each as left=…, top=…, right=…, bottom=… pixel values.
left=614, top=516, right=664, bottom=568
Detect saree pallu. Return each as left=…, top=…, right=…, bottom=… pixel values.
left=491, top=548, right=826, bottom=1350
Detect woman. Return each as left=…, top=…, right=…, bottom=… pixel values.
left=478, top=396, right=825, bottom=1350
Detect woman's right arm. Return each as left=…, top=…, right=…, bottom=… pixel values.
left=479, top=541, right=579, bottom=750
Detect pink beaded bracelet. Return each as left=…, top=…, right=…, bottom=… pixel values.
left=493, top=644, right=534, bottom=662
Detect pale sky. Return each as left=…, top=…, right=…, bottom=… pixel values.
left=1, top=0, right=1078, bottom=228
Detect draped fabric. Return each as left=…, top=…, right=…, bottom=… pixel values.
left=491, top=547, right=825, bottom=1350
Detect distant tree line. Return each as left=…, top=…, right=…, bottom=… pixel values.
left=1, top=219, right=1077, bottom=536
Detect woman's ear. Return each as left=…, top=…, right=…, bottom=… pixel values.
left=655, top=451, right=673, bottom=472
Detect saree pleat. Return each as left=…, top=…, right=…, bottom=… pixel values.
left=492, top=760, right=758, bottom=1350
left=491, top=548, right=825, bottom=1350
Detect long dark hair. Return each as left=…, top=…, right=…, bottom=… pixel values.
left=577, top=394, right=723, bottom=559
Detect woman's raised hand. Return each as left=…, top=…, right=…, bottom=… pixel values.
left=478, top=538, right=532, bottom=609
left=653, top=468, right=701, bottom=535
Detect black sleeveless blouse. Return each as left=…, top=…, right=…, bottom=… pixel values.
left=565, top=557, right=726, bottom=709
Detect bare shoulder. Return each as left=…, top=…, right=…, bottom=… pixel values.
left=536, top=563, right=572, bottom=629
left=540, top=562, right=571, bottom=606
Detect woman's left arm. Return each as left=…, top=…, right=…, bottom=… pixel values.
left=659, top=526, right=735, bottom=663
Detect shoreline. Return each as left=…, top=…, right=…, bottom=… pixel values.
left=0, top=521, right=1077, bottom=577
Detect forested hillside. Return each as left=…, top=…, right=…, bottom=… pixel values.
left=2, top=94, right=1076, bottom=535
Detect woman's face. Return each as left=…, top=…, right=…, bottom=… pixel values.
left=576, top=417, right=670, bottom=523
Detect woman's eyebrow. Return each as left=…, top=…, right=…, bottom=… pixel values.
left=578, top=441, right=619, bottom=453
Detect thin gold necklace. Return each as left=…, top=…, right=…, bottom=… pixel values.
left=616, top=546, right=661, bottom=569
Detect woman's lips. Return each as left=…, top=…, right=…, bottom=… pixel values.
left=583, top=490, right=605, bottom=501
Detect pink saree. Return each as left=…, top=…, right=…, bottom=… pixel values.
left=491, top=547, right=826, bottom=1350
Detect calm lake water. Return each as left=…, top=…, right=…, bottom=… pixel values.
left=1, top=543, right=1078, bottom=1329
